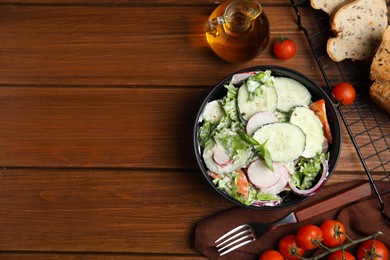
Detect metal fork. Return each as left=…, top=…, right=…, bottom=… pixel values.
left=215, top=182, right=373, bottom=256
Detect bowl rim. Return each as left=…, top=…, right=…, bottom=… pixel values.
left=193, top=65, right=342, bottom=210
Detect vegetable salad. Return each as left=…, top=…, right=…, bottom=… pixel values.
left=198, top=70, right=332, bottom=207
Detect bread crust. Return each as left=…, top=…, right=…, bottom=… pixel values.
left=310, top=0, right=351, bottom=15
left=327, top=0, right=388, bottom=62
left=370, top=26, right=390, bottom=81
left=369, top=81, right=390, bottom=113
left=370, top=26, right=390, bottom=114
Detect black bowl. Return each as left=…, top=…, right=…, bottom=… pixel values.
left=193, top=66, right=342, bottom=210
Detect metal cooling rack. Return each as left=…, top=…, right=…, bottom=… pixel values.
left=290, top=0, right=390, bottom=222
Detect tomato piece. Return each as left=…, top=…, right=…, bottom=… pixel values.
left=207, top=170, right=222, bottom=180
left=357, top=239, right=389, bottom=260
left=331, top=82, right=356, bottom=106
left=328, top=250, right=356, bottom=260
left=273, top=38, right=297, bottom=60
left=235, top=169, right=249, bottom=196
left=310, top=99, right=333, bottom=144
left=279, top=234, right=306, bottom=260
left=296, top=224, right=323, bottom=250
left=320, top=220, right=347, bottom=247
left=259, top=250, right=284, bottom=260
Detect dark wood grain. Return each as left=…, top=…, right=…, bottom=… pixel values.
left=0, top=5, right=324, bottom=86
left=0, top=86, right=364, bottom=171
left=0, top=168, right=230, bottom=254
left=0, top=254, right=205, bottom=260
left=0, top=0, right=388, bottom=259
left=0, top=0, right=291, bottom=6
left=295, top=182, right=372, bottom=222
left=0, top=87, right=205, bottom=168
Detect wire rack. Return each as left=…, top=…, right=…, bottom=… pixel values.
left=290, top=0, right=390, bottom=222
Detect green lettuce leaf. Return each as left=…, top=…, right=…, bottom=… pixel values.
left=222, top=83, right=239, bottom=122
left=292, top=152, right=328, bottom=189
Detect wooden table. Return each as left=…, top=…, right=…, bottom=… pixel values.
left=0, top=0, right=389, bottom=259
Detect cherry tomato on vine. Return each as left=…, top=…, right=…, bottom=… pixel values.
left=331, top=82, right=356, bottom=106
left=279, top=234, right=306, bottom=260
left=320, top=220, right=347, bottom=247
left=296, top=224, right=323, bottom=250
left=357, top=239, right=389, bottom=260
left=259, top=250, right=284, bottom=260
left=273, top=38, right=297, bottom=60
left=328, top=250, right=356, bottom=260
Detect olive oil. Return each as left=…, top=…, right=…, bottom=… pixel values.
left=205, top=0, right=270, bottom=63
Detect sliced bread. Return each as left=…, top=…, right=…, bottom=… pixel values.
left=369, top=80, right=390, bottom=113
left=370, top=25, right=390, bottom=114
left=370, top=26, right=390, bottom=81
left=310, top=0, right=352, bottom=15
left=327, top=0, right=388, bottom=62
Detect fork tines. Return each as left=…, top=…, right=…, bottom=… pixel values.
left=215, top=224, right=256, bottom=256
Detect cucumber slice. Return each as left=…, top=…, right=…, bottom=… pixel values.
left=290, top=106, right=324, bottom=158
left=252, top=122, right=306, bottom=162
left=274, top=77, right=312, bottom=112
left=237, top=83, right=277, bottom=121
left=200, top=100, right=225, bottom=123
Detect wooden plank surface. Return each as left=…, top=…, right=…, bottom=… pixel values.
left=0, top=87, right=205, bottom=168
left=0, top=168, right=229, bottom=253
left=0, top=86, right=363, bottom=171
left=0, top=5, right=323, bottom=86
left=0, top=0, right=388, bottom=259
left=0, top=253, right=205, bottom=260
left=0, top=168, right=370, bottom=254
left=0, top=0, right=292, bottom=6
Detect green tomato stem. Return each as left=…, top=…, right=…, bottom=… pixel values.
left=302, top=231, right=383, bottom=260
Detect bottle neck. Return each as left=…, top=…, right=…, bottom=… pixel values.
left=223, top=0, right=261, bottom=35
left=224, top=11, right=253, bottom=33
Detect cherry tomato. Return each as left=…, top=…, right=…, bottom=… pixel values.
left=331, top=82, right=356, bottom=106
left=279, top=234, right=306, bottom=260
left=310, top=99, right=333, bottom=144
left=320, top=220, right=347, bottom=247
left=296, top=224, right=323, bottom=250
left=328, top=250, right=356, bottom=260
left=259, top=250, right=284, bottom=260
left=273, top=38, right=297, bottom=60
left=357, top=239, right=389, bottom=260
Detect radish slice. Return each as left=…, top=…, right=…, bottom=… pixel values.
left=212, top=143, right=232, bottom=166
left=247, top=159, right=280, bottom=188
left=230, top=71, right=258, bottom=85
left=278, top=163, right=292, bottom=175
left=261, top=163, right=291, bottom=195
left=289, top=158, right=329, bottom=196
left=246, top=112, right=279, bottom=135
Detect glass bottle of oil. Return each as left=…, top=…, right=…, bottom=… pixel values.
left=205, top=0, right=270, bottom=63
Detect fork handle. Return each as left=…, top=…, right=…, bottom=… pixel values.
left=294, top=182, right=372, bottom=222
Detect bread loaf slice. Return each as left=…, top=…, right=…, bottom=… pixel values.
left=327, top=0, right=388, bottom=62
left=310, top=0, right=352, bottom=15
left=369, top=80, right=390, bottom=113
left=370, top=25, right=390, bottom=114
left=370, top=26, right=390, bottom=81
